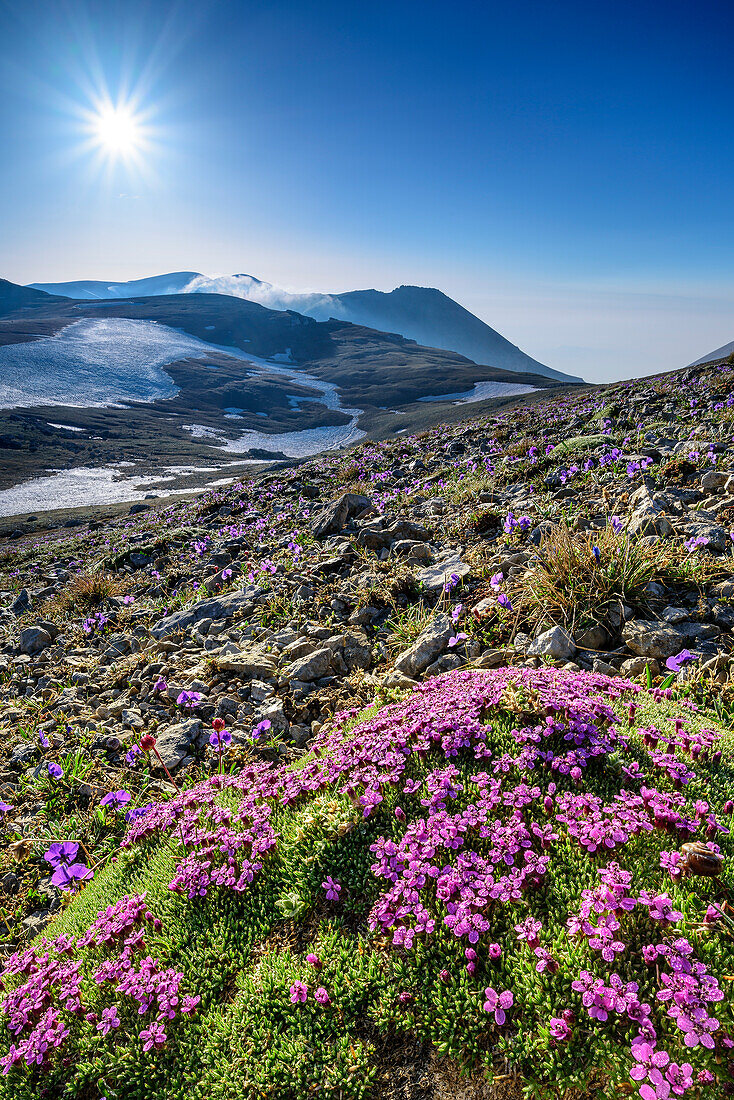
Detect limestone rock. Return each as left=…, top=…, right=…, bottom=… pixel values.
left=154, top=719, right=205, bottom=774
left=620, top=656, right=660, bottom=677
left=527, top=627, right=576, bottom=660
left=701, top=470, right=728, bottom=491
left=622, top=620, right=720, bottom=660
left=216, top=647, right=278, bottom=680
left=312, top=493, right=371, bottom=539
left=11, top=589, right=31, bottom=616
left=394, top=615, right=453, bottom=676
left=417, top=557, right=470, bottom=595
left=627, top=489, right=673, bottom=537
left=681, top=522, right=730, bottom=553
left=424, top=653, right=464, bottom=677
left=283, top=647, right=333, bottom=683
left=19, top=626, right=52, bottom=656
left=151, top=588, right=261, bottom=639
left=574, top=623, right=608, bottom=650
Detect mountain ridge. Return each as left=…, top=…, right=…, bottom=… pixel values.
left=689, top=338, right=734, bottom=366
left=0, top=278, right=563, bottom=499
left=0, top=278, right=66, bottom=317
left=28, top=271, right=581, bottom=383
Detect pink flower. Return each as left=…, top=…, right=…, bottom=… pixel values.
left=140, top=1023, right=167, bottom=1052
left=514, top=916, right=542, bottom=949
left=181, top=995, right=201, bottom=1015
left=482, top=986, right=513, bottom=1025
left=289, top=981, right=308, bottom=1004
left=659, top=851, right=683, bottom=880
left=96, top=1006, right=120, bottom=1035
left=549, top=1016, right=570, bottom=1041
left=314, top=986, right=330, bottom=1006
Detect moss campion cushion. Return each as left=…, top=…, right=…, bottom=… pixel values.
left=1, top=668, right=732, bottom=1099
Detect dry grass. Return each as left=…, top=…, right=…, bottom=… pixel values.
left=513, top=520, right=663, bottom=633
left=53, top=571, right=123, bottom=616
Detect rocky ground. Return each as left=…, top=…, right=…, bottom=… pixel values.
left=1, top=355, right=733, bottom=944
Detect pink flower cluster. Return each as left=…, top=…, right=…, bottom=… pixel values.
left=0, top=894, right=199, bottom=1075
left=4, top=667, right=727, bottom=1091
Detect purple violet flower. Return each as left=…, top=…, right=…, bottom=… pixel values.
left=322, top=876, right=342, bottom=901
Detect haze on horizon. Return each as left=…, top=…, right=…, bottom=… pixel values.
left=1, top=0, right=732, bottom=385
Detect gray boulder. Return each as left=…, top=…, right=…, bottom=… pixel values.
left=153, top=719, right=205, bottom=774
left=324, top=631, right=372, bottom=671
left=417, top=556, right=470, bottom=595
left=340, top=631, right=373, bottom=671
left=216, top=646, right=278, bottom=679
left=151, top=587, right=261, bottom=639
left=354, top=524, right=393, bottom=553
left=622, top=619, right=720, bottom=660
left=20, top=626, right=52, bottom=656
left=627, top=489, right=673, bottom=537
left=100, top=633, right=138, bottom=663
left=394, top=614, right=453, bottom=677
left=681, top=522, right=731, bottom=554
left=701, top=470, right=728, bottom=491
left=256, top=699, right=288, bottom=733
left=21, top=910, right=52, bottom=940
left=474, top=648, right=513, bottom=668
left=574, top=623, right=608, bottom=650
left=287, top=724, right=311, bottom=748
left=282, top=647, right=333, bottom=683
left=424, top=653, right=464, bottom=677
left=620, top=656, right=660, bottom=678
left=281, top=637, right=320, bottom=662
left=711, top=603, right=734, bottom=630
left=386, top=519, right=433, bottom=543
left=592, top=658, right=621, bottom=677
left=11, top=589, right=31, bottom=616
left=528, top=626, right=576, bottom=660
left=312, top=493, right=371, bottom=539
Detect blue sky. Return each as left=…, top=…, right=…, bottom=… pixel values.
left=1, top=0, right=732, bottom=381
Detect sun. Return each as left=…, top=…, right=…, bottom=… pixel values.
left=92, top=104, right=142, bottom=158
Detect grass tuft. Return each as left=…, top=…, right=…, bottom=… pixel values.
left=515, top=521, right=662, bottom=633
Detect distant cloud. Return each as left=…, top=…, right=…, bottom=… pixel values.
left=182, top=274, right=347, bottom=322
